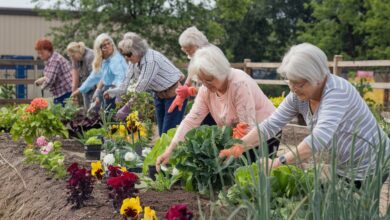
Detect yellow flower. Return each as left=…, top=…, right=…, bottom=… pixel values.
left=91, top=161, right=104, bottom=177
left=120, top=197, right=142, bottom=218
left=120, top=167, right=127, bottom=172
left=119, top=124, right=127, bottom=136
left=142, top=206, right=158, bottom=220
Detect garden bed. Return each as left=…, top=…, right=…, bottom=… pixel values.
left=0, top=133, right=208, bottom=219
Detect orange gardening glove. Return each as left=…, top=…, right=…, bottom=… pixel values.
left=232, top=122, right=250, bottom=139
left=176, top=85, right=197, bottom=99
left=219, top=144, right=245, bottom=158
left=168, top=95, right=185, bottom=113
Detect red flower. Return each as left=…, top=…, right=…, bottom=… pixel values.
left=67, top=163, right=79, bottom=173
left=122, top=171, right=138, bottom=186
left=25, top=105, right=36, bottom=113
left=108, top=165, right=123, bottom=177
left=165, top=204, right=193, bottom=220
left=107, top=176, right=123, bottom=189
left=30, top=98, right=48, bottom=110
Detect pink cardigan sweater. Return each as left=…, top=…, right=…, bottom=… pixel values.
left=171, top=68, right=275, bottom=145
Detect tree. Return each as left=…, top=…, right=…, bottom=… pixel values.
left=32, top=0, right=224, bottom=61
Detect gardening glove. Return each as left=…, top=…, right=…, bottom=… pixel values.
left=34, top=77, right=46, bottom=86
left=168, top=95, right=185, bottom=113
left=115, top=102, right=131, bottom=121
left=176, top=85, right=197, bottom=99
left=219, top=144, right=245, bottom=158
left=232, top=122, right=250, bottom=139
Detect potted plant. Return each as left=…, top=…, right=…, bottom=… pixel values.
left=84, top=136, right=103, bottom=160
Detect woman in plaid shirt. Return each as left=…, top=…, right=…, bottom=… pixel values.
left=34, top=38, right=72, bottom=106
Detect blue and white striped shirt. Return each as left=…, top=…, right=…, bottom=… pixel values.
left=259, top=74, right=389, bottom=180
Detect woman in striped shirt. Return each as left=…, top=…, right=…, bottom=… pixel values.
left=220, top=43, right=390, bottom=188
left=116, top=33, right=186, bottom=136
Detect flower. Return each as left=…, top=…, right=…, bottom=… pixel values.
left=36, top=136, right=48, bottom=147
left=172, top=167, right=180, bottom=176
left=124, top=152, right=137, bottom=161
left=120, top=196, right=142, bottom=218
left=91, top=161, right=104, bottom=180
left=108, top=165, right=123, bottom=177
left=120, top=167, right=127, bottom=172
left=107, top=171, right=138, bottom=189
left=67, top=163, right=79, bottom=173
left=25, top=105, right=36, bottom=113
left=30, top=98, right=48, bottom=110
left=103, top=154, right=115, bottom=166
left=57, top=158, right=64, bottom=165
left=165, top=204, right=193, bottom=220
left=142, top=147, right=152, bottom=157
left=142, top=206, right=158, bottom=220
left=40, top=142, right=53, bottom=154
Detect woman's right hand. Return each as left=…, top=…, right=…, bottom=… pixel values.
left=156, top=149, right=173, bottom=172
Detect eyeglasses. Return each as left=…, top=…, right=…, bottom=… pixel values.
left=100, top=41, right=111, bottom=49
left=121, top=51, right=133, bottom=58
left=285, top=80, right=307, bottom=90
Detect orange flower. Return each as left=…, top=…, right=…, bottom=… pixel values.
left=30, top=98, right=48, bottom=110
left=25, top=105, right=36, bottom=113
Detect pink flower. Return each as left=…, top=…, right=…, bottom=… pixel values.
left=36, top=136, right=48, bottom=147
left=40, top=142, right=53, bottom=154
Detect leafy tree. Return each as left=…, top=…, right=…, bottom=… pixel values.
left=32, top=0, right=224, bottom=61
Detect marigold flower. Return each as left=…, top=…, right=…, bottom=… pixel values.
left=142, top=206, right=158, bottom=220
left=120, top=196, right=142, bottom=218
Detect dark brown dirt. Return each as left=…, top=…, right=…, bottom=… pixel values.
left=0, top=134, right=208, bottom=220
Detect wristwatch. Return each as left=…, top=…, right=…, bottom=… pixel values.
left=278, top=155, right=287, bottom=165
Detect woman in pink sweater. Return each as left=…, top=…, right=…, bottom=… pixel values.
left=156, top=45, right=279, bottom=170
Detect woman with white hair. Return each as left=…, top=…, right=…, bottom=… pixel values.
left=66, top=41, right=94, bottom=110
left=116, top=32, right=186, bottom=136
left=156, top=45, right=278, bottom=170
left=71, top=33, right=127, bottom=111
left=220, top=43, right=390, bottom=188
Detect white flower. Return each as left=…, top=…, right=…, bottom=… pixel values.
left=103, top=154, right=115, bottom=165
left=172, top=167, right=180, bottom=176
left=124, top=152, right=136, bottom=161
left=57, top=158, right=64, bottom=165
left=141, top=147, right=152, bottom=157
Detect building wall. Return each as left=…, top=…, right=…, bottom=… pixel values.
left=0, top=9, right=62, bottom=57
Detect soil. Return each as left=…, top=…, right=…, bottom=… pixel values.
left=0, top=133, right=208, bottom=220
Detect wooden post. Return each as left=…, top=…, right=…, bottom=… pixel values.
left=243, top=58, right=252, bottom=76
left=333, top=55, right=343, bottom=75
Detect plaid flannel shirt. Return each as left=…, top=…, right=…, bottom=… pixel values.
left=41, top=52, right=72, bottom=98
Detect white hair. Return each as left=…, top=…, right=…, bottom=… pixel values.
left=92, top=33, right=116, bottom=73
left=178, top=26, right=209, bottom=47
left=277, top=43, right=330, bottom=84
left=188, top=45, right=231, bottom=81
left=118, top=32, right=149, bottom=57
left=66, top=41, right=86, bottom=55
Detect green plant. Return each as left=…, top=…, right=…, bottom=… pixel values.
left=170, top=125, right=245, bottom=195
left=117, top=92, right=155, bottom=122
left=0, top=105, right=22, bottom=131
left=24, top=140, right=66, bottom=178
left=48, top=99, right=79, bottom=122
left=10, top=104, right=68, bottom=144
left=0, top=84, right=15, bottom=99
left=85, top=136, right=102, bottom=145
left=142, top=128, right=176, bottom=174
left=142, top=167, right=181, bottom=192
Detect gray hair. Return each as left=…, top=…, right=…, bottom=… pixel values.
left=92, top=33, right=116, bottom=73
left=178, top=26, right=209, bottom=47
left=118, top=32, right=149, bottom=57
left=188, top=44, right=231, bottom=81
left=277, top=43, right=330, bottom=84
left=66, top=41, right=86, bottom=55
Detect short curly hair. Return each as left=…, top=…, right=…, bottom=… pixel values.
left=35, top=38, right=53, bottom=52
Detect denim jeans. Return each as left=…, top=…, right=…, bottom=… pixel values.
left=54, top=92, right=71, bottom=106
left=154, top=95, right=187, bottom=136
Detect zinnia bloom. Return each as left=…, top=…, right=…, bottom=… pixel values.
left=120, top=197, right=142, bottom=218
left=165, top=204, right=193, bottom=220
left=142, top=206, right=158, bottom=220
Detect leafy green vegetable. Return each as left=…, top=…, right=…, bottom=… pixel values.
left=170, top=125, right=244, bottom=195
left=85, top=136, right=103, bottom=145
left=142, top=128, right=176, bottom=174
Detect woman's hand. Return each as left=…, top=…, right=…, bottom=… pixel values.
left=34, top=77, right=46, bottom=86
left=219, top=144, right=245, bottom=158
left=156, top=149, right=173, bottom=172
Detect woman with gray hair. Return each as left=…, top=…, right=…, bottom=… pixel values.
left=220, top=43, right=390, bottom=188
left=66, top=41, right=94, bottom=110
left=156, top=45, right=278, bottom=170
left=71, top=33, right=127, bottom=111
left=116, top=32, right=186, bottom=136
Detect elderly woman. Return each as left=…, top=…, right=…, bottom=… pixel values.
left=66, top=41, right=94, bottom=110
left=169, top=26, right=215, bottom=125
left=117, top=33, right=186, bottom=136
left=71, top=33, right=127, bottom=111
left=220, top=43, right=390, bottom=188
left=156, top=45, right=278, bottom=170
left=34, top=38, right=72, bottom=106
